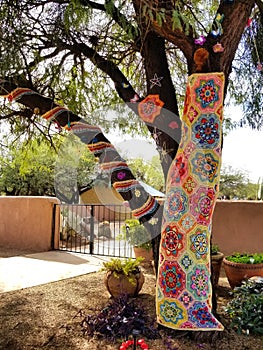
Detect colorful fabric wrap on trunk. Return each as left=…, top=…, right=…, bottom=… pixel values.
left=100, top=161, right=130, bottom=173
left=42, top=106, right=69, bottom=122
left=132, top=195, right=159, bottom=220
left=4, top=88, right=159, bottom=222
left=113, top=179, right=140, bottom=193
left=156, top=72, right=225, bottom=331
left=6, top=88, right=36, bottom=102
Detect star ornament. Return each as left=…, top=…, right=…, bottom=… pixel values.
left=138, top=94, right=164, bottom=124
left=150, top=73, right=163, bottom=89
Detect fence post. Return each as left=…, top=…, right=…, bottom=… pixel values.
left=89, top=205, right=95, bottom=254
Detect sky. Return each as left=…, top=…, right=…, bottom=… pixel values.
left=222, top=105, right=263, bottom=183
left=109, top=105, right=263, bottom=184
left=222, top=126, right=263, bottom=183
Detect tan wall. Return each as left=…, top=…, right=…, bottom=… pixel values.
left=0, top=196, right=60, bottom=252
left=0, top=197, right=262, bottom=255
left=212, top=200, right=263, bottom=256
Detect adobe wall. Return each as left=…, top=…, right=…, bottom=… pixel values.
left=0, top=196, right=60, bottom=252
left=212, top=200, right=263, bottom=255
left=0, top=197, right=262, bottom=255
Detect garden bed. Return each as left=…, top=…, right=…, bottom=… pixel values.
left=0, top=267, right=262, bottom=349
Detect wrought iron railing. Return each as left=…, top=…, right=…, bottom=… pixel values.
left=57, top=204, right=134, bottom=258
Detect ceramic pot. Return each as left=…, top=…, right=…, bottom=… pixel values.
left=211, top=251, right=224, bottom=287
left=223, top=257, right=263, bottom=289
left=104, top=270, right=145, bottom=298
left=133, top=247, right=153, bottom=263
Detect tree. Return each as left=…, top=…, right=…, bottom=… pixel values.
left=219, top=165, right=258, bottom=200
left=0, top=136, right=96, bottom=196
left=0, top=0, right=262, bottom=331
left=127, top=156, right=165, bottom=192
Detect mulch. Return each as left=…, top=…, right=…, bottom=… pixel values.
left=0, top=262, right=262, bottom=350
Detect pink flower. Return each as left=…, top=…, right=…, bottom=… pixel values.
left=194, top=35, right=206, bottom=45
left=213, top=42, right=224, bottom=53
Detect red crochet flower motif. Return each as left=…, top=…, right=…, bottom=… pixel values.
left=138, top=94, right=164, bottom=123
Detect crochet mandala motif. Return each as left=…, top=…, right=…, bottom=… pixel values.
left=156, top=73, right=225, bottom=331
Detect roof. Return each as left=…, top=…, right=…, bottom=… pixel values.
left=79, top=180, right=165, bottom=205
left=138, top=181, right=165, bottom=198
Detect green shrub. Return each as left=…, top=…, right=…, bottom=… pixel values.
left=211, top=243, right=220, bottom=255
left=224, top=278, right=263, bottom=335
left=101, top=257, right=144, bottom=284
left=225, top=253, right=263, bottom=264
left=119, top=219, right=152, bottom=251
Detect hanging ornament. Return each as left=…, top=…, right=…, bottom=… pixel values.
left=257, top=62, right=262, bottom=71
left=152, top=126, right=162, bottom=143
left=121, top=82, right=130, bottom=88
left=33, top=107, right=40, bottom=115
left=247, top=18, right=252, bottom=27
left=65, top=114, right=71, bottom=130
left=138, top=94, right=164, bottom=124
left=213, top=42, right=224, bottom=53
left=211, top=13, right=224, bottom=37
left=194, top=35, right=206, bottom=46
left=130, top=94, right=139, bottom=103
left=194, top=48, right=209, bottom=72
left=149, top=73, right=163, bottom=89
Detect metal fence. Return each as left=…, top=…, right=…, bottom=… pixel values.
left=57, top=204, right=134, bottom=258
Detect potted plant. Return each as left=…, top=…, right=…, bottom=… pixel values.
left=120, top=219, right=153, bottom=263
left=102, top=257, right=145, bottom=298
left=223, top=252, right=263, bottom=289
left=211, top=243, right=224, bottom=287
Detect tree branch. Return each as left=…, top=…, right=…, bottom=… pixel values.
left=138, top=31, right=181, bottom=178
left=132, top=0, right=195, bottom=65
left=78, top=0, right=140, bottom=43
left=201, top=0, right=256, bottom=79
left=51, top=37, right=143, bottom=110
left=0, top=80, right=160, bottom=225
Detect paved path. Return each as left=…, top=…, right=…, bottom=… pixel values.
left=0, top=251, right=110, bottom=293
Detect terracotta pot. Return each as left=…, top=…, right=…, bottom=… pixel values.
left=223, top=257, right=263, bottom=289
left=211, top=252, right=224, bottom=287
left=133, top=247, right=153, bottom=263
left=104, top=270, right=145, bottom=298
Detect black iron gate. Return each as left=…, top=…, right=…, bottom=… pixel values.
left=56, top=204, right=134, bottom=258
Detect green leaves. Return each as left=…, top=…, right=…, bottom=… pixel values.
left=63, top=0, right=92, bottom=31
left=128, top=156, right=164, bottom=192
left=226, top=253, right=263, bottom=265
left=0, top=139, right=56, bottom=196
left=0, top=135, right=96, bottom=196
left=102, top=257, right=144, bottom=284
left=219, top=166, right=257, bottom=200
left=119, top=219, right=152, bottom=250
left=224, top=279, right=263, bottom=335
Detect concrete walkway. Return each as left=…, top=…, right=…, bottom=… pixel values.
left=0, top=251, right=110, bottom=294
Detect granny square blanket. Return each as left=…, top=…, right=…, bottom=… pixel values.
left=156, top=73, right=225, bottom=331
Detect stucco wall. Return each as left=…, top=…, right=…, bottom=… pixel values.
left=212, top=200, right=263, bottom=255
left=0, top=197, right=262, bottom=255
left=0, top=196, right=60, bottom=252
